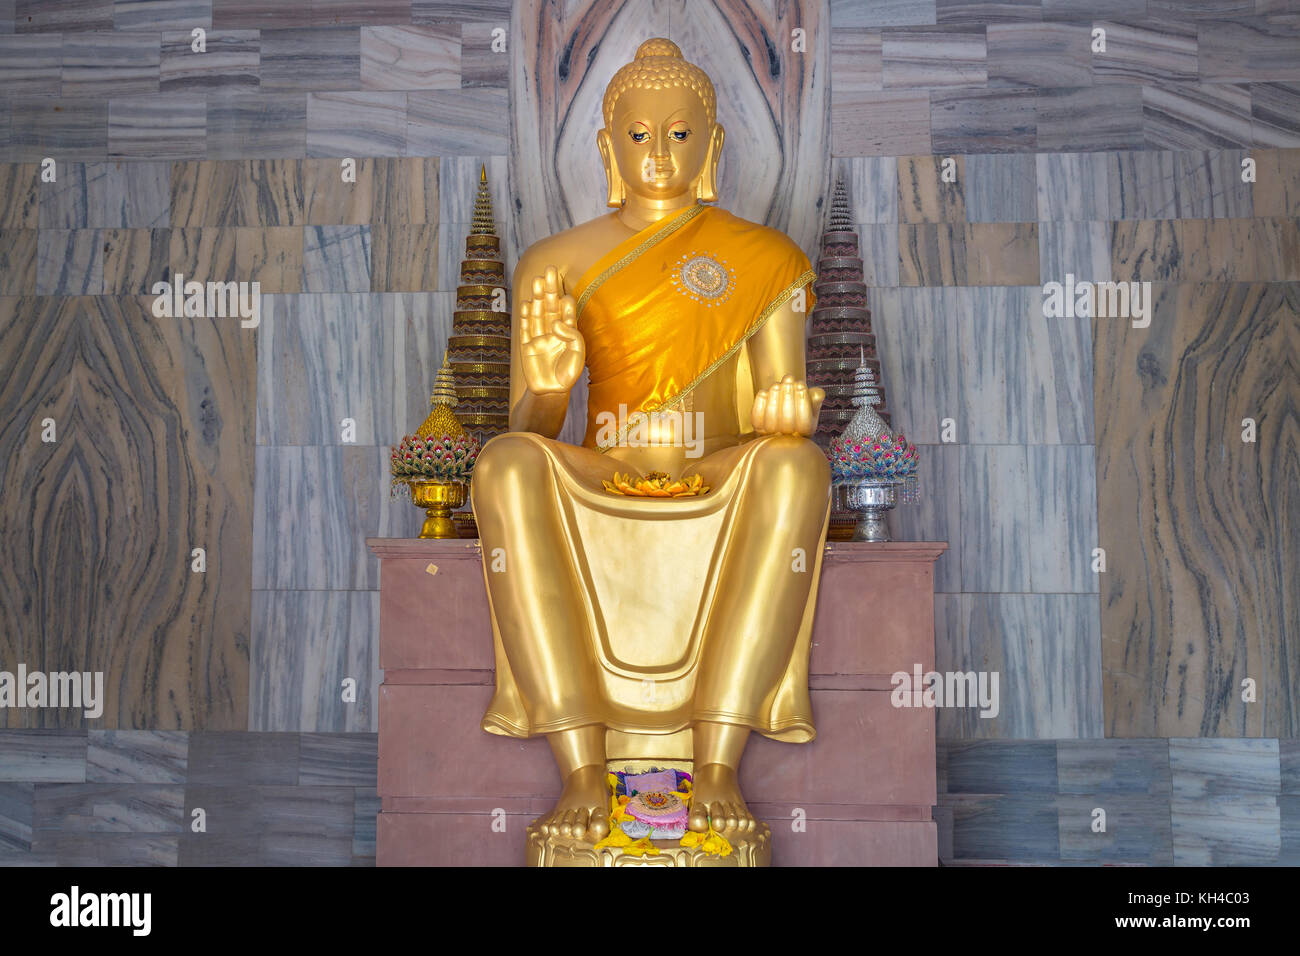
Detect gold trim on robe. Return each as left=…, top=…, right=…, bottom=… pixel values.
left=571, top=201, right=817, bottom=450
left=475, top=203, right=829, bottom=745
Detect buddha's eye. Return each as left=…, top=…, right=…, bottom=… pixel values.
left=671, top=130, right=690, bottom=141
left=629, top=131, right=650, bottom=143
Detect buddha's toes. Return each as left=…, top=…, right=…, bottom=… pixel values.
left=539, top=765, right=611, bottom=842
left=688, top=764, right=756, bottom=834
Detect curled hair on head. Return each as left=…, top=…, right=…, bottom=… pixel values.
left=602, top=37, right=717, bottom=129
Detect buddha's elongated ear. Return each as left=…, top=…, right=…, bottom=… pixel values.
left=696, top=124, right=725, bottom=203
left=597, top=128, right=625, bottom=208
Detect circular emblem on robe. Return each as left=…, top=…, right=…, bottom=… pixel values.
left=672, top=252, right=737, bottom=307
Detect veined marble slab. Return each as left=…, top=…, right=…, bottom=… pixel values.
left=255, top=292, right=448, bottom=446
left=1142, top=83, right=1253, bottom=150
left=406, top=88, right=505, bottom=155
left=868, top=286, right=963, bottom=445
left=114, top=0, right=213, bottom=31
left=207, top=93, right=308, bottom=159
left=899, top=154, right=966, bottom=223
left=1036, top=152, right=1111, bottom=221
left=37, top=229, right=104, bottom=295
left=1096, top=282, right=1299, bottom=736
left=1251, top=82, right=1300, bottom=147
left=0, top=164, right=40, bottom=229
left=373, top=156, right=439, bottom=224
left=33, top=784, right=186, bottom=833
left=360, top=24, right=460, bottom=91
left=832, top=28, right=882, bottom=92
left=108, top=94, right=205, bottom=158
left=38, top=162, right=103, bottom=229
left=1172, top=795, right=1281, bottom=865
left=0, top=296, right=253, bottom=729
left=62, top=31, right=161, bottom=96
left=261, top=26, right=361, bottom=92
left=1108, top=148, right=1253, bottom=220
left=0, top=230, right=37, bottom=294
left=1036, top=86, right=1143, bottom=152
left=1253, top=148, right=1300, bottom=216
left=161, top=29, right=259, bottom=92
left=1038, top=220, right=1111, bottom=282
left=834, top=156, right=898, bottom=223
left=236, top=226, right=303, bottom=292
left=834, top=90, right=932, bottom=157
left=900, top=221, right=1039, bottom=285
left=1199, top=17, right=1300, bottom=83
left=0, top=35, right=63, bottom=95
left=461, top=21, right=508, bottom=88
left=1056, top=794, right=1174, bottom=864
left=10, top=98, right=109, bottom=162
left=986, top=22, right=1091, bottom=88
left=1090, top=20, right=1197, bottom=86
left=1026, top=444, right=1099, bottom=593
left=1170, top=738, right=1281, bottom=797
left=15, top=0, right=113, bottom=31
left=1057, top=739, right=1172, bottom=794
left=308, top=91, right=407, bottom=157
left=87, top=731, right=188, bottom=784
left=965, top=152, right=1036, bottom=222
left=300, top=734, right=378, bottom=787
left=304, top=157, right=377, bottom=225
left=931, top=87, right=1036, bottom=153
left=250, top=590, right=380, bottom=732
left=882, top=28, right=988, bottom=89
left=0, top=783, right=33, bottom=851
left=303, top=224, right=371, bottom=291
left=0, top=732, right=87, bottom=780
left=831, top=0, right=937, bottom=27
left=370, top=224, right=438, bottom=291
left=103, top=227, right=170, bottom=294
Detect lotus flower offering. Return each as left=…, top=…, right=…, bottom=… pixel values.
left=827, top=353, right=920, bottom=541
left=602, top=471, right=711, bottom=497
left=828, top=431, right=919, bottom=483
left=390, top=433, right=480, bottom=493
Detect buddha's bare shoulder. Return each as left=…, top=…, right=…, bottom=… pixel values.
left=515, top=213, right=629, bottom=281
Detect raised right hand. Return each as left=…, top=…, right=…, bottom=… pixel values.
left=519, top=265, right=585, bottom=395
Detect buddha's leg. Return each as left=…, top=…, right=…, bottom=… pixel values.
left=690, top=435, right=831, bottom=833
left=472, top=432, right=610, bottom=840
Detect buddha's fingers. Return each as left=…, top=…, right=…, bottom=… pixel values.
left=763, top=386, right=782, bottom=434
left=750, top=388, right=769, bottom=432
left=794, top=383, right=813, bottom=436
left=527, top=299, right=548, bottom=348
left=778, top=377, right=798, bottom=434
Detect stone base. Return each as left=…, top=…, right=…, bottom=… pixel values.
left=370, top=539, right=946, bottom=866
left=525, top=822, right=772, bottom=867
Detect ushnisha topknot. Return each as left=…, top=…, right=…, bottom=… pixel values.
left=602, top=38, right=717, bottom=130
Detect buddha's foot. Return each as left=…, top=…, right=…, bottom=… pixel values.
left=538, top=764, right=611, bottom=842
left=688, top=763, right=756, bottom=834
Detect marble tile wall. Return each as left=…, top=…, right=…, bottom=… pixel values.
left=4, top=731, right=1294, bottom=865
left=937, top=738, right=1299, bottom=864
left=0, top=731, right=378, bottom=865
left=0, top=0, right=1296, bottom=862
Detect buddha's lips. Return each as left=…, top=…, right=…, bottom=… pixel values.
left=641, top=156, right=674, bottom=182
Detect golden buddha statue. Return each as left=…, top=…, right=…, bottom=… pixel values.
left=471, top=38, right=830, bottom=850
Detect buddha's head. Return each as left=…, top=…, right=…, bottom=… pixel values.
left=598, top=38, right=725, bottom=208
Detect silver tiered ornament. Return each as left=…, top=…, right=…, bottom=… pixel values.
left=832, top=357, right=919, bottom=542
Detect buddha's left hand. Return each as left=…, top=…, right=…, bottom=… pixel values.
left=751, top=375, right=824, bottom=437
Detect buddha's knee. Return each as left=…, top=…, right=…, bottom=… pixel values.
left=748, top=435, right=831, bottom=489
left=471, top=433, right=552, bottom=507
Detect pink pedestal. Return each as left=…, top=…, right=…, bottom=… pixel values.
left=369, top=538, right=945, bottom=866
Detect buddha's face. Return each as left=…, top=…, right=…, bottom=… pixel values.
left=604, top=85, right=715, bottom=202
